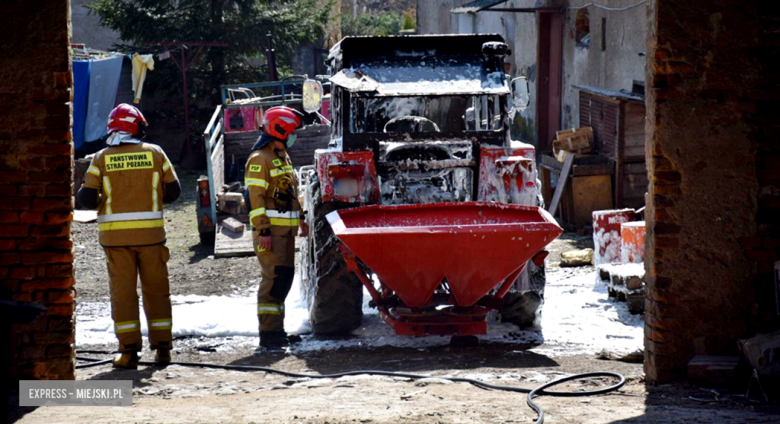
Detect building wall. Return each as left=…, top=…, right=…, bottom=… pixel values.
left=71, top=0, right=122, bottom=51
left=293, top=0, right=343, bottom=77
left=644, top=0, right=779, bottom=383
left=561, top=0, right=647, bottom=129
left=0, top=1, right=76, bottom=380
left=343, top=0, right=416, bottom=16
left=416, top=0, right=647, bottom=146
left=416, top=0, right=461, bottom=35
left=416, top=0, right=540, bottom=144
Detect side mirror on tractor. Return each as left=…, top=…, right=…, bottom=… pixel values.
left=511, top=76, right=530, bottom=111
left=302, top=79, right=323, bottom=113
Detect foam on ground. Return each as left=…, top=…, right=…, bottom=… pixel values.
left=76, top=269, right=643, bottom=355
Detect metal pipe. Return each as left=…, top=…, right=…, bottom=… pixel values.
left=338, top=245, right=383, bottom=303
left=480, top=7, right=564, bottom=13
left=181, top=47, right=190, bottom=146
left=203, top=105, right=222, bottom=138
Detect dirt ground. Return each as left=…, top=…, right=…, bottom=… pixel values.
left=9, top=167, right=780, bottom=423
left=72, top=169, right=262, bottom=302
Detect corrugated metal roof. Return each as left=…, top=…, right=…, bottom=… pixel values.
left=451, top=0, right=508, bottom=14
left=574, top=85, right=645, bottom=102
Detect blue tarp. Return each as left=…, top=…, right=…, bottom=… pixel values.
left=84, top=56, right=124, bottom=143
left=72, top=60, right=91, bottom=150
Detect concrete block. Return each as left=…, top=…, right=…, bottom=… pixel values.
left=625, top=275, right=643, bottom=290
left=627, top=293, right=645, bottom=314
left=218, top=192, right=244, bottom=215
left=687, top=355, right=742, bottom=388
left=222, top=217, right=244, bottom=234
left=598, top=266, right=611, bottom=281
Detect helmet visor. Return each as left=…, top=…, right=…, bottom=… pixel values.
left=285, top=133, right=297, bottom=148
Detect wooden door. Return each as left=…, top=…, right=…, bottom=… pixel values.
left=536, top=11, right=563, bottom=153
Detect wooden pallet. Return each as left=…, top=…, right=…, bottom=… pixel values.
left=214, top=216, right=255, bottom=258
left=597, top=263, right=645, bottom=314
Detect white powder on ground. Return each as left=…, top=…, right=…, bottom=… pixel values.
left=77, top=270, right=643, bottom=356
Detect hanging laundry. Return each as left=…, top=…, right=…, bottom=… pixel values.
left=132, top=53, right=155, bottom=104
left=84, top=56, right=124, bottom=143
left=72, top=60, right=91, bottom=150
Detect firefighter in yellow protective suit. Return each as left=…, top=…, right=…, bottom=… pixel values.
left=77, top=104, right=181, bottom=368
left=245, top=106, right=308, bottom=350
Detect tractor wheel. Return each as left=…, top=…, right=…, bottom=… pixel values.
left=499, top=182, right=548, bottom=329
left=300, top=179, right=364, bottom=335
left=199, top=230, right=215, bottom=246
left=499, top=258, right=546, bottom=329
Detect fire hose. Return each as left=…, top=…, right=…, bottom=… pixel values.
left=75, top=354, right=625, bottom=424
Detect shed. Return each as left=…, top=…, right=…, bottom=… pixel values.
left=576, top=84, right=647, bottom=209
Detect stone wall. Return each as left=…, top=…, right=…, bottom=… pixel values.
left=0, top=2, right=75, bottom=380
left=644, top=0, right=779, bottom=383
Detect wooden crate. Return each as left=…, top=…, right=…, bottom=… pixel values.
left=561, top=175, right=613, bottom=228
left=553, top=127, right=593, bottom=156
left=540, top=154, right=614, bottom=229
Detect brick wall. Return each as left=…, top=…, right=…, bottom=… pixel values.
left=645, top=0, right=780, bottom=383
left=0, top=2, right=75, bottom=379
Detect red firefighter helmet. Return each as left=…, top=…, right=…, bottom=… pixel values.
left=263, top=106, right=301, bottom=140
left=108, top=103, right=148, bottom=135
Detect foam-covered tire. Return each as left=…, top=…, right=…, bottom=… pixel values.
left=500, top=290, right=542, bottom=328
left=301, top=179, right=364, bottom=335
left=500, top=260, right=545, bottom=328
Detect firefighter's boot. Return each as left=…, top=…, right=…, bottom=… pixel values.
left=155, top=342, right=171, bottom=365
left=113, top=352, right=139, bottom=369
left=259, top=331, right=289, bottom=350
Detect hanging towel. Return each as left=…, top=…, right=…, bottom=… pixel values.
left=84, top=56, right=124, bottom=143
left=132, top=53, right=155, bottom=104
left=72, top=60, right=91, bottom=150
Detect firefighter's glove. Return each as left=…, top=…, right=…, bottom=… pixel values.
left=273, top=176, right=295, bottom=213
left=259, top=235, right=272, bottom=252
left=299, top=221, right=309, bottom=238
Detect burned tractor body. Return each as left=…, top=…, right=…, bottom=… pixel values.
left=300, top=34, right=559, bottom=336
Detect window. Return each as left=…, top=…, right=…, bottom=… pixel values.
left=601, top=17, right=607, bottom=51
left=575, top=9, right=590, bottom=48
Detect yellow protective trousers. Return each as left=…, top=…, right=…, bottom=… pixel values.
left=254, top=235, right=296, bottom=332
left=104, top=244, right=173, bottom=352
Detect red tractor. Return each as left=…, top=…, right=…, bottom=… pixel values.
left=299, top=34, right=561, bottom=338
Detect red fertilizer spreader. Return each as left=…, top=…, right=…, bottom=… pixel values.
left=327, top=202, right=563, bottom=336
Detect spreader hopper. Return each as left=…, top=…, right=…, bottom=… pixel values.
left=327, top=202, right=563, bottom=336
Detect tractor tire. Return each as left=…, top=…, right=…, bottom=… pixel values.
left=499, top=182, right=549, bottom=329
left=301, top=178, right=364, bottom=335
left=500, top=290, right=542, bottom=328
left=500, top=260, right=546, bottom=329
